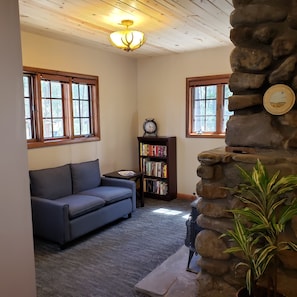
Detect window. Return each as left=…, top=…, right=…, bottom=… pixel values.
left=23, top=67, right=100, bottom=148
left=186, top=74, right=233, bottom=138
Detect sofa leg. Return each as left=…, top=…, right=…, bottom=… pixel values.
left=60, top=243, right=68, bottom=250
left=128, top=213, right=132, bottom=218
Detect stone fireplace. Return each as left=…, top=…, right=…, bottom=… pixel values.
left=195, top=1, right=297, bottom=296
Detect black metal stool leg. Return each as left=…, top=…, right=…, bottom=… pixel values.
left=187, top=249, right=195, bottom=270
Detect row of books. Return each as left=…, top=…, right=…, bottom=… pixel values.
left=139, top=143, right=167, bottom=157
left=141, top=159, right=167, bottom=178
left=144, top=178, right=168, bottom=195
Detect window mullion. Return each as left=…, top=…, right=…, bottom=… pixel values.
left=91, top=84, right=99, bottom=137
left=189, top=87, right=194, bottom=135
left=35, top=74, right=44, bottom=142
left=216, top=85, right=223, bottom=134
left=64, top=80, right=72, bottom=139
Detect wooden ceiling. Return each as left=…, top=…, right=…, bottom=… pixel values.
left=19, top=0, right=234, bottom=58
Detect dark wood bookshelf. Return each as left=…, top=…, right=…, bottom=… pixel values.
left=137, top=136, right=177, bottom=201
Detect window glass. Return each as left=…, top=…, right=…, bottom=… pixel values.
left=41, top=80, right=64, bottom=139
left=186, top=74, right=233, bottom=138
left=23, top=67, right=100, bottom=148
left=23, top=76, right=33, bottom=140
left=223, top=84, right=233, bottom=132
left=72, top=83, right=91, bottom=136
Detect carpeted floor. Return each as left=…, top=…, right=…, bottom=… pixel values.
left=34, top=198, right=192, bottom=297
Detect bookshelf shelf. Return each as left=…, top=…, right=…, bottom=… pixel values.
left=137, top=136, right=177, bottom=201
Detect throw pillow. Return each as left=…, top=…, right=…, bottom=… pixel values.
left=29, top=164, right=72, bottom=199
left=71, top=159, right=101, bottom=193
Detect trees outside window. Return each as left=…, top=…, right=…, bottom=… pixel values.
left=186, top=74, right=233, bottom=138
left=23, top=67, right=99, bottom=148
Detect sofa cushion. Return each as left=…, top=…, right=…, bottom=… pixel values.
left=79, top=186, right=132, bottom=205
left=29, top=164, right=72, bottom=199
left=71, top=159, right=101, bottom=193
left=58, top=194, right=106, bottom=219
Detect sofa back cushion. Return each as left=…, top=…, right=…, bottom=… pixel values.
left=71, top=159, right=101, bottom=193
left=29, top=164, right=72, bottom=199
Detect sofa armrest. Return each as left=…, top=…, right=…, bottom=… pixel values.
left=101, top=177, right=136, bottom=211
left=31, top=196, right=70, bottom=245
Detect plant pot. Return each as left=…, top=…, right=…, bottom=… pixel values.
left=236, top=287, right=285, bottom=297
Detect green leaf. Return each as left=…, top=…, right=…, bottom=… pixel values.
left=287, top=242, right=297, bottom=251
left=222, top=159, right=297, bottom=295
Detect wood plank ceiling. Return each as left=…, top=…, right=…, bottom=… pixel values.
left=19, top=0, right=234, bottom=58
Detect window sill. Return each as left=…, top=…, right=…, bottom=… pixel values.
left=27, top=136, right=100, bottom=149
left=186, top=133, right=225, bottom=138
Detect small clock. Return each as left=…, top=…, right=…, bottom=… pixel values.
left=143, top=118, right=158, bottom=137
left=263, top=84, right=295, bottom=115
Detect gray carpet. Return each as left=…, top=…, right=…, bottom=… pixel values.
left=34, top=198, right=192, bottom=297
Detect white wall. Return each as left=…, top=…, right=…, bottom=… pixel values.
left=21, top=29, right=233, bottom=197
left=0, top=1, right=36, bottom=296
left=137, top=46, right=234, bottom=195
left=21, top=31, right=139, bottom=173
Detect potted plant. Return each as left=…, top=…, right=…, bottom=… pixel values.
left=222, top=159, right=297, bottom=297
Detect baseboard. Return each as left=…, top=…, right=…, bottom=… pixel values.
left=177, top=193, right=196, bottom=200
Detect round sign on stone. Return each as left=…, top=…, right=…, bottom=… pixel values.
left=263, top=84, right=295, bottom=115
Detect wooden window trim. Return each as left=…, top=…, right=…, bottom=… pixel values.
left=186, top=74, right=231, bottom=138
left=24, top=67, right=100, bottom=149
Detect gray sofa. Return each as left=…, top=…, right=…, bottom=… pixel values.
left=29, top=159, right=136, bottom=246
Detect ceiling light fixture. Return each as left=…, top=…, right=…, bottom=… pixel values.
left=109, top=20, right=145, bottom=52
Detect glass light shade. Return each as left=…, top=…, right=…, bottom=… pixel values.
left=109, top=29, right=145, bottom=51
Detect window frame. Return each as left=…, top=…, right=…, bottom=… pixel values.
left=186, top=74, right=231, bottom=138
left=23, top=66, right=100, bottom=149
